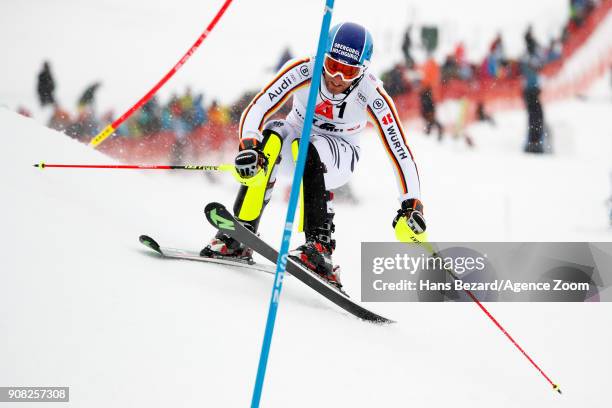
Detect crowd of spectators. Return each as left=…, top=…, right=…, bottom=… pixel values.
left=26, top=0, right=605, bottom=155
left=380, top=0, right=601, bottom=151
left=383, top=1, right=599, bottom=97
left=35, top=69, right=245, bottom=145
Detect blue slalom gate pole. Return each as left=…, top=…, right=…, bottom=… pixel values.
left=250, top=1, right=335, bottom=406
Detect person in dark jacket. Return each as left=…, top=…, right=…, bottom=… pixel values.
left=78, top=82, right=101, bottom=108
left=274, top=47, right=293, bottom=72
left=419, top=86, right=443, bottom=139
left=37, top=61, right=56, bottom=107
left=401, top=26, right=415, bottom=69
left=520, top=47, right=546, bottom=153
left=524, top=25, right=539, bottom=56
left=381, top=64, right=408, bottom=97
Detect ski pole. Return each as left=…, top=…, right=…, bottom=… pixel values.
left=33, top=163, right=233, bottom=171
left=420, top=240, right=562, bottom=394
left=32, top=162, right=267, bottom=187
left=88, top=0, right=233, bottom=148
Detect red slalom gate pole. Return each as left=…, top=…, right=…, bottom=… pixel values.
left=461, top=288, right=562, bottom=394
left=89, top=0, right=233, bottom=148
left=418, top=242, right=562, bottom=394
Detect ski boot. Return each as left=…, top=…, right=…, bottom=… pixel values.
left=200, top=223, right=254, bottom=262
left=289, top=220, right=346, bottom=295
left=290, top=240, right=345, bottom=295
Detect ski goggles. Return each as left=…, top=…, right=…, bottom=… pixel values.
left=323, top=54, right=364, bottom=81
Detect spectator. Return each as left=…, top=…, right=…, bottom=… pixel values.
left=48, top=106, right=71, bottom=132
left=168, top=94, right=184, bottom=124
left=421, top=56, right=441, bottom=91
left=230, top=91, right=257, bottom=123
left=419, top=86, right=443, bottom=139
left=179, top=87, right=194, bottom=112
left=546, top=38, right=562, bottom=62
left=126, top=115, right=143, bottom=138
left=453, top=42, right=474, bottom=81
left=524, top=25, right=539, bottom=56
left=192, top=93, right=207, bottom=128
left=78, top=82, right=101, bottom=109
left=170, top=103, right=191, bottom=165
left=274, top=47, right=293, bottom=72
left=476, top=101, right=495, bottom=126
left=161, top=102, right=174, bottom=131
left=179, top=88, right=196, bottom=131
left=520, top=47, right=546, bottom=153
left=570, top=0, right=595, bottom=28
left=401, top=26, right=415, bottom=69
left=454, top=42, right=466, bottom=66
left=37, top=61, right=56, bottom=107
left=419, top=56, right=443, bottom=139
left=451, top=98, right=474, bottom=148
left=208, top=100, right=230, bottom=126
left=441, top=54, right=458, bottom=83
left=490, top=33, right=505, bottom=61
left=381, top=63, right=408, bottom=97
left=67, top=106, right=99, bottom=141
left=139, top=97, right=162, bottom=134
left=482, top=33, right=505, bottom=79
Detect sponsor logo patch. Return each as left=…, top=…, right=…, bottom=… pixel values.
left=382, top=113, right=394, bottom=125
left=372, top=98, right=385, bottom=111
left=268, top=120, right=285, bottom=129
left=313, top=119, right=343, bottom=133
left=356, top=91, right=367, bottom=106
left=299, top=64, right=310, bottom=77
left=387, top=124, right=408, bottom=160
left=267, top=76, right=294, bottom=102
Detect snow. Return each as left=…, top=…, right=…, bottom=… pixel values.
left=1, top=74, right=611, bottom=406
left=1, top=0, right=612, bottom=406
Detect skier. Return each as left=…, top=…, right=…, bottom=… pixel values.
left=201, top=22, right=426, bottom=290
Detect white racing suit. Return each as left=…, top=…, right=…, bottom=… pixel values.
left=232, top=57, right=421, bottom=238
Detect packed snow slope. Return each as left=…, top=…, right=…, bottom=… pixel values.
left=1, top=75, right=611, bottom=407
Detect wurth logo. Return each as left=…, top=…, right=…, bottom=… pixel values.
left=381, top=113, right=394, bottom=125
left=387, top=125, right=408, bottom=160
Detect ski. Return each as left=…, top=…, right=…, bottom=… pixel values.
left=139, top=235, right=276, bottom=275
left=204, top=202, right=394, bottom=324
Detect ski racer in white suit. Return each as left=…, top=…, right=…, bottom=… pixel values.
left=202, top=22, right=426, bottom=290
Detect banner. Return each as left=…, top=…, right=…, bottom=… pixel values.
left=361, top=242, right=612, bottom=302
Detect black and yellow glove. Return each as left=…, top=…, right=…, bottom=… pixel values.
left=231, top=136, right=270, bottom=187
left=392, top=198, right=427, bottom=243
left=235, top=137, right=268, bottom=178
